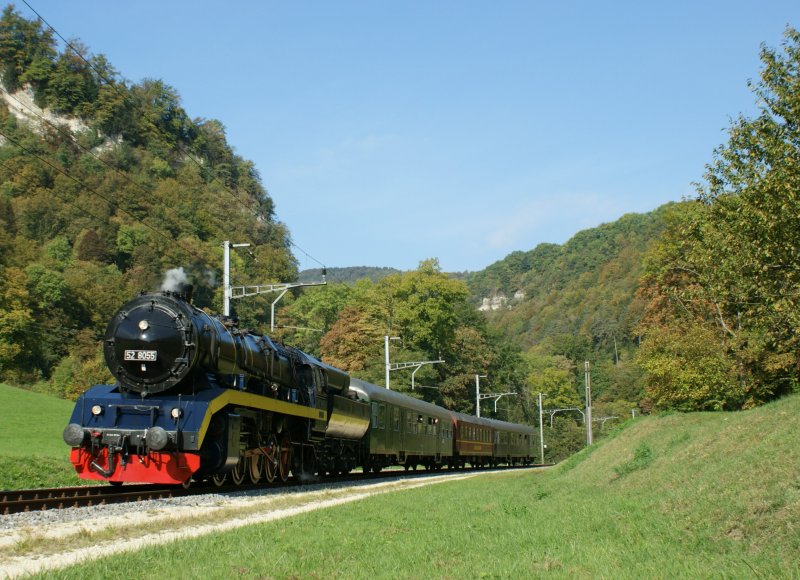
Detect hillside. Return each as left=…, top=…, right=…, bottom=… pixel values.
left=468, top=206, right=668, bottom=352
left=0, top=9, right=296, bottom=395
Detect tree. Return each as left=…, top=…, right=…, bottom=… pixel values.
left=0, top=267, right=34, bottom=378
left=45, top=42, right=99, bottom=116
left=638, top=323, right=739, bottom=411
left=439, top=326, right=493, bottom=412
left=319, top=306, right=382, bottom=374
left=0, top=6, right=56, bottom=93
left=637, top=27, right=800, bottom=409
left=369, top=258, right=470, bottom=356
left=280, top=284, right=354, bottom=355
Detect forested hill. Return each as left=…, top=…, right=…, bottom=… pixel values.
left=468, top=206, right=669, bottom=352
left=0, top=8, right=295, bottom=395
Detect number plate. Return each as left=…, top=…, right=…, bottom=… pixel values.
left=124, top=350, right=157, bottom=362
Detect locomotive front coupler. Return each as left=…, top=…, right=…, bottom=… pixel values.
left=90, top=445, right=117, bottom=478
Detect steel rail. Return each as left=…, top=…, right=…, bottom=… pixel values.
left=1, top=464, right=543, bottom=516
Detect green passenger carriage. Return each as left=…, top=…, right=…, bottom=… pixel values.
left=350, top=378, right=453, bottom=472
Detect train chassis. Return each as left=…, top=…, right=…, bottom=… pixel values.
left=201, top=411, right=361, bottom=487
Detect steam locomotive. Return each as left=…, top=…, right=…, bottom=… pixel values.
left=64, top=289, right=534, bottom=486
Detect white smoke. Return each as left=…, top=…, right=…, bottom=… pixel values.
left=161, top=267, right=190, bottom=292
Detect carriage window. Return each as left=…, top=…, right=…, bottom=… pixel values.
left=378, top=404, right=386, bottom=429
left=371, top=403, right=379, bottom=428
left=393, top=407, right=401, bottom=431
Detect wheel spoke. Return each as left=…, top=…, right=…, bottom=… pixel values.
left=249, top=452, right=263, bottom=484
left=264, top=435, right=278, bottom=483
left=231, top=455, right=246, bottom=485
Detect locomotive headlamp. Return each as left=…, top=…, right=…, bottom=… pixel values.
left=170, top=407, right=182, bottom=419
left=138, top=320, right=150, bottom=331
left=91, top=405, right=103, bottom=416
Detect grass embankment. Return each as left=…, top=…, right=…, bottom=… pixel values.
left=44, top=393, right=799, bottom=578
left=0, top=383, right=83, bottom=489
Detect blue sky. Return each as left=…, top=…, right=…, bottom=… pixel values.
left=20, top=1, right=800, bottom=272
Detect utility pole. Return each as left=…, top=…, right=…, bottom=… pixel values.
left=483, top=391, right=517, bottom=414
left=384, top=337, right=443, bottom=391
left=585, top=360, right=593, bottom=446
left=475, top=374, right=516, bottom=417
left=546, top=407, right=585, bottom=428
left=222, top=240, right=251, bottom=316
left=222, top=240, right=326, bottom=330
left=475, top=375, right=487, bottom=417
left=384, top=336, right=400, bottom=390
left=538, top=392, right=546, bottom=464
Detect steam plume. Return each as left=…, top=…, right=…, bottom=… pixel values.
left=161, top=267, right=190, bottom=292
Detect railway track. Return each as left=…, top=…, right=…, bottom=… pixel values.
left=1, top=464, right=541, bottom=516
left=0, top=484, right=189, bottom=515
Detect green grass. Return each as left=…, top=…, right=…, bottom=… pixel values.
left=0, top=383, right=83, bottom=489
left=40, top=393, right=800, bottom=579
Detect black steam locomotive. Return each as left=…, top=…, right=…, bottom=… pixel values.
left=64, top=290, right=533, bottom=486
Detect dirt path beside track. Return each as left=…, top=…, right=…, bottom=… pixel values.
left=0, top=471, right=484, bottom=578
